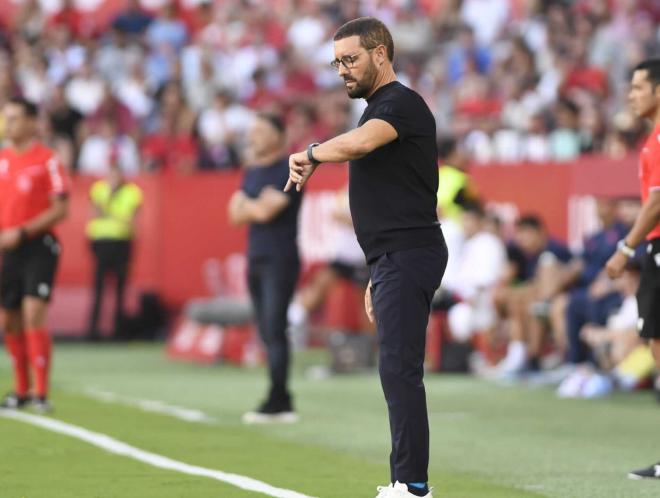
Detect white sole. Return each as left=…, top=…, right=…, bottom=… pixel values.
left=628, top=473, right=660, bottom=481
left=241, top=411, right=299, bottom=425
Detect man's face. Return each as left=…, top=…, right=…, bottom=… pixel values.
left=514, top=226, right=543, bottom=254
left=595, top=198, right=617, bottom=225
left=333, top=35, right=379, bottom=99
left=248, top=117, right=281, bottom=158
left=629, top=69, right=660, bottom=119
left=3, top=103, right=33, bottom=143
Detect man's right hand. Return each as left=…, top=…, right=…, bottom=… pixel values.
left=285, top=150, right=317, bottom=192
left=365, top=281, right=375, bottom=324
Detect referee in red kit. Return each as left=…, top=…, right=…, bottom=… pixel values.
left=286, top=18, right=447, bottom=498
left=0, top=97, right=69, bottom=413
left=606, top=59, right=660, bottom=481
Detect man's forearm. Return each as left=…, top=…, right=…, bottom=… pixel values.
left=311, top=131, right=371, bottom=164
left=23, top=200, right=69, bottom=237
left=624, top=195, right=660, bottom=247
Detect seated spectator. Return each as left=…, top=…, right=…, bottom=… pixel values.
left=445, top=203, right=507, bottom=342
left=549, top=98, right=581, bottom=161
left=48, top=0, right=95, bottom=40
left=112, top=0, right=154, bottom=38
left=145, top=2, right=188, bottom=53
left=493, top=215, right=572, bottom=375
left=557, top=264, right=654, bottom=398
left=141, top=114, right=198, bottom=174
left=65, top=60, right=106, bottom=117
left=447, top=24, right=491, bottom=85
left=14, top=0, right=46, bottom=44
left=546, top=198, right=629, bottom=369
left=45, top=84, right=83, bottom=170
left=83, top=86, right=137, bottom=138
left=197, top=90, right=253, bottom=170
left=113, top=60, right=155, bottom=122
left=78, top=117, right=140, bottom=176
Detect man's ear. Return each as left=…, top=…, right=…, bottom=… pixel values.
left=376, top=45, right=387, bottom=66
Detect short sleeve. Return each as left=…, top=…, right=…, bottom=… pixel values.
left=551, top=241, right=573, bottom=263
left=368, top=90, right=429, bottom=142
left=46, top=154, right=69, bottom=196
left=649, top=150, right=660, bottom=192
left=368, top=97, right=413, bottom=142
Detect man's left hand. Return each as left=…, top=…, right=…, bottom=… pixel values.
left=285, top=150, right=317, bottom=192
left=0, top=228, right=22, bottom=251
left=605, top=251, right=628, bottom=280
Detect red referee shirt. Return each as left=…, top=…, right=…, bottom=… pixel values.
left=0, top=142, right=70, bottom=231
left=640, top=123, right=660, bottom=240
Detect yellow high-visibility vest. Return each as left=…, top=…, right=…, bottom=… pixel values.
left=437, top=164, right=472, bottom=221
left=86, top=180, right=143, bottom=240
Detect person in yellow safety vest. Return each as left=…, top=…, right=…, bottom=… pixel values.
left=86, top=163, right=142, bottom=340
left=436, top=137, right=478, bottom=222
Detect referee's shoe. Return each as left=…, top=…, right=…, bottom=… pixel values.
left=375, top=482, right=433, bottom=498
left=628, top=462, right=660, bottom=480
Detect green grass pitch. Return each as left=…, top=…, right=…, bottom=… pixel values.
left=0, top=344, right=658, bottom=498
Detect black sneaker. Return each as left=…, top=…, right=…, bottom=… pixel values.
left=31, top=396, right=53, bottom=414
left=0, top=392, right=30, bottom=410
left=628, top=462, right=660, bottom=480
left=242, top=395, right=298, bottom=424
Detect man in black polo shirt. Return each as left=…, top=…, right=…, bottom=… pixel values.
left=286, top=17, right=447, bottom=498
left=228, top=113, right=303, bottom=424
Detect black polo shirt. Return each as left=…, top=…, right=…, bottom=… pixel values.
left=241, top=158, right=302, bottom=261
left=349, top=81, right=441, bottom=263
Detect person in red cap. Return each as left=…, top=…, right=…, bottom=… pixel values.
left=0, top=97, right=70, bottom=413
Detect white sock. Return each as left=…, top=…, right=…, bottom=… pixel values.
left=502, top=341, right=527, bottom=371
left=287, top=301, right=308, bottom=327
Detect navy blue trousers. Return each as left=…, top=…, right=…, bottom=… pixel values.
left=369, top=241, right=448, bottom=484
left=247, top=258, right=300, bottom=401
left=565, top=288, right=622, bottom=364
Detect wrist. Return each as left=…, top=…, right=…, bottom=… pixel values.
left=307, top=142, right=321, bottom=166
left=617, top=239, right=635, bottom=258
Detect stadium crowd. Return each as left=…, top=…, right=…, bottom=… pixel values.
left=0, top=0, right=657, bottom=399
left=0, top=0, right=658, bottom=174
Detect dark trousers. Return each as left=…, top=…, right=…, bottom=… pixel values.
left=565, top=288, right=622, bottom=364
left=247, top=258, right=300, bottom=401
left=370, top=241, right=448, bottom=484
left=88, top=239, right=132, bottom=339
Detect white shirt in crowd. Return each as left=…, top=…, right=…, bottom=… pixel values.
left=65, top=75, right=105, bottom=116
left=78, top=135, right=140, bottom=177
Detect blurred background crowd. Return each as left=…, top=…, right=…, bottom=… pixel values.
left=1, top=0, right=658, bottom=401
left=0, top=0, right=659, bottom=175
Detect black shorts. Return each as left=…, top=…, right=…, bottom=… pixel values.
left=0, top=233, right=61, bottom=310
left=637, top=238, right=660, bottom=340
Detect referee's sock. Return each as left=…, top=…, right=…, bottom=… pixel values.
left=3, top=333, right=29, bottom=397
left=26, top=329, right=52, bottom=398
left=407, top=482, right=429, bottom=496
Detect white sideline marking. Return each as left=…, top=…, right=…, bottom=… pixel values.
left=83, top=388, right=216, bottom=424
left=0, top=410, right=317, bottom=498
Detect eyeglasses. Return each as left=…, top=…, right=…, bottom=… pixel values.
left=330, top=47, right=378, bottom=70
